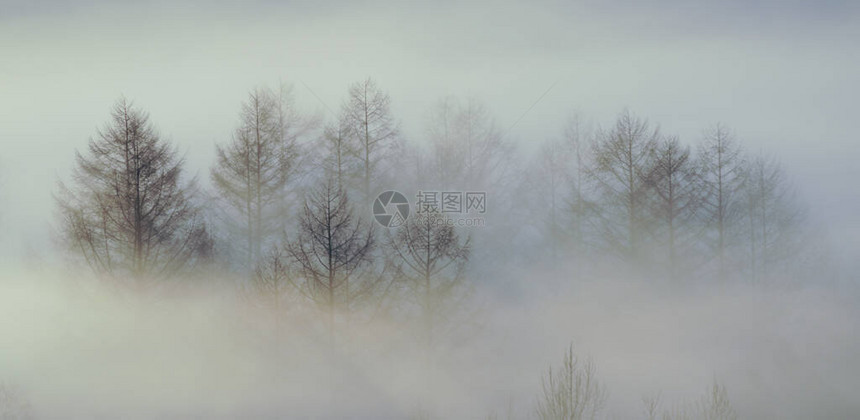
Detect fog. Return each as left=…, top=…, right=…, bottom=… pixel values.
left=2, top=266, right=858, bottom=418
left=1, top=1, right=859, bottom=419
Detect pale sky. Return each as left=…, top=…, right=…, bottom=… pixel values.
left=1, top=0, right=858, bottom=265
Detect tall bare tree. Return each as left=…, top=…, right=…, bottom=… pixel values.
left=563, top=115, right=592, bottom=265
left=387, top=211, right=471, bottom=347
left=589, top=110, right=659, bottom=262
left=56, top=98, right=212, bottom=285
left=342, top=78, right=399, bottom=205
left=741, top=154, right=804, bottom=282
left=643, top=379, right=738, bottom=420
left=246, top=247, right=293, bottom=329
left=521, top=115, right=595, bottom=269
left=645, top=136, right=702, bottom=280
left=535, top=345, right=607, bottom=420
left=456, top=98, right=512, bottom=190
left=698, top=124, right=745, bottom=279
left=522, top=136, right=571, bottom=266
left=286, top=180, right=375, bottom=339
left=422, top=96, right=518, bottom=275
left=318, top=115, right=356, bottom=190
left=424, top=96, right=459, bottom=188
left=424, top=96, right=515, bottom=192
left=211, top=84, right=314, bottom=271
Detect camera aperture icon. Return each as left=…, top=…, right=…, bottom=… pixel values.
left=373, top=190, right=410, bottom=227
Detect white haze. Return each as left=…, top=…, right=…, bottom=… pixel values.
left=1, top=1, right=860, bottom=419
left=1, top=265, right=858, bottom=418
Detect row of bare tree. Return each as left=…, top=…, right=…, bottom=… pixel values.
left=477, top=344, right=736, bottom=420
left=522, top=111, right=805, bottom=283
left=55, top=80, right=808, bottom=335
left=55, top=80, right=473, bottom=345
left=533, top=345, right=737, bottom=420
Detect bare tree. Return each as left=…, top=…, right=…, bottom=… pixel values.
left=741, top=154, right=804, bottom=282
left=424, top=96, right=460, bottom=188
left=643, top=380, right=737, bottom=420
left=589, top=110, right=659, bottom=262
left=535, top=345, right=607, bottom=420
left=56, top=98, right=212, bottom=286
left=342, top=78, right=399, bottom=205
left=286, top=180, right=375, bottom=339
left=456, top=97, right=513, bottom=191
left=424, top=96, right=515, bottom=193
left=387, top=211, right=471, bottom=347
left=645, top=136, right=703, bottom=280
left=698, top=124, right=745, bottom=279
left=698, top=380, right=738, bottom=420
left=211, top=84, right=314, bottom=271
left=522, top=137, right=571, bottom=266
left=318, top=114, right=356, bottom=190
left=422, top=96, right=518, bottom=274
left=246, top=247, right=294, bottom=329
left=521, top=116, right=596, bottom=270
left=643, top=394, right=662, bottom=420
left=562, top=115, right=593, bottom=268
left=516, top=115, right=601, bottom=272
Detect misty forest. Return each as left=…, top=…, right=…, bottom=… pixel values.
left=1, top=2, right=859, bottom=419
